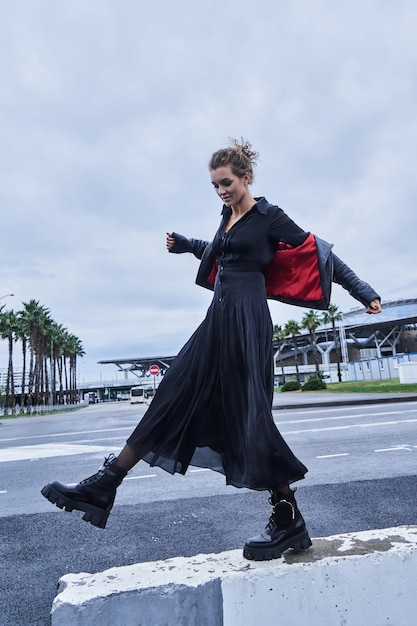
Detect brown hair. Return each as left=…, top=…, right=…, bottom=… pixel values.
left=209, top=138, right=259, bottom=184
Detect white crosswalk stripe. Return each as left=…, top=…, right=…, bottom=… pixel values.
left=0, top=443, right=110, bottom=463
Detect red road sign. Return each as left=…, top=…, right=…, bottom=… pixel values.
left=149, top=364, right=160, bottom=376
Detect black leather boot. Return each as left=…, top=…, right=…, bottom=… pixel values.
left=243, top=489, right=312, bottom=561
left=41, top=454, right=127, bottom=528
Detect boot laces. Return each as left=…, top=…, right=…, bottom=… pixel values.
left=266, top=511, right=277, bottom=532
left=265, top=494, right=278, bottom=531
left=79, top=454, right=116, bottom=485
left=266, top=492, right=296, bottom=531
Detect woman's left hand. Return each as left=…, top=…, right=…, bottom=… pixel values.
left=166, top=232, right=175, bottom=251
left=366, top=299, right=382, bottom=314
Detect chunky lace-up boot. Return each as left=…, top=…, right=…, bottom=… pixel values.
left=41, top=454, right=127, bottom=528
left=243, top=489, right=312, bottom=561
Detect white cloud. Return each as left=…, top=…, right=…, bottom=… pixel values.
left=1, top=0, right=417, bottom=378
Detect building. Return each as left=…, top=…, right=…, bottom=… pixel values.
left=274, top=298, right=417, bottom=383
left=3, top=299, right=416, bottom=402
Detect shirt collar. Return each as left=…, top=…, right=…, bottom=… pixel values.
left=221, top=197, right=269, bottom=216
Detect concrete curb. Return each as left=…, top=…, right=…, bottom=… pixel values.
left=51, top=525, right=417, bottom=625
left=272, top=392, right=417, bottom=410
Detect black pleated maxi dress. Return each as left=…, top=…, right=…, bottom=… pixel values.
left=127, top=198, right=308, bottom=490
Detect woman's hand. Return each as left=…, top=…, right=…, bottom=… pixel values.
left=366, top=299, right=382, bottom=314
left=166, top=232, right=175, bottom=251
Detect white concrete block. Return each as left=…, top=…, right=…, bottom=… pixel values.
left=52, top=526, right=417, bottom=626
left=398, top=361, right=417, bottom=383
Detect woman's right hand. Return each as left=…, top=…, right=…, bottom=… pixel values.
left=166, top=232, right=175, bottom=251
left=366, top=299, right=382, bottom=314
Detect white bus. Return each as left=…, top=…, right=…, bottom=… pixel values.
left=130, top=386, right=154, bottom=404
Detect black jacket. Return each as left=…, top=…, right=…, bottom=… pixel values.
left=170, top=223, right=379, bottom=311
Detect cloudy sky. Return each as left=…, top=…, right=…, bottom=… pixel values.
left=1, top=0, right=416, bottom=382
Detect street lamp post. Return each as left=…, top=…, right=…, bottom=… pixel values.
left=0, top=293, right=14, bottom=303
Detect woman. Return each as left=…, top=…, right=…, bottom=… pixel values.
left=42, top=139, right=381, bottom=561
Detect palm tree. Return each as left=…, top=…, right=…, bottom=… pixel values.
left=0, top=308, right=19, bottom=414
left=272, top=324, right=287, bottom=385
left=60, top=330, right=72, bottom=404
left=65, top=333, right=85, bottom=404
left=15, top=310, right=29, bottom=410
left=284, top=319, right=301, bottom=382
left=55, top=324, right=72, bottom=405
left=301, top=310, right=322, bottom=378
left=322, top=304, right=344, bottom=382
left=53, top=324, right=68, bottom=404
left=19, top=300, right=52, bottom=409
left=1, top=299, right=85, bottom=410
left=46, top=321, right=67, bottom=405
left=0, top=304, right=7, bottom=410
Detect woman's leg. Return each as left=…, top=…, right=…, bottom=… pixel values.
left=116, top=444, right=141, bottom=471
left=41, top=446, right=139, bottom=529
left=243, top=485, right=311, bottom=561
left=275, top=484, right=291, bottom=496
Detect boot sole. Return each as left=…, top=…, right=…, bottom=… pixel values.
left=243, top=529, right=312, bottom=561
left=41, top=483, right=109, bottom=529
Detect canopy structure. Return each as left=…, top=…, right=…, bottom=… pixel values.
left=329, top=298, right=417, bottom=357
left=97, top=299, right=417, bottom=380
left=274, top=298, right=417, bottom=374
left=97, top=356, right=177, bottom=380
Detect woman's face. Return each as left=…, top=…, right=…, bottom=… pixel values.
left=210, top=165, right=249, bottom=207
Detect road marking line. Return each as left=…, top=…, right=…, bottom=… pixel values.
left=276, top=408, right=417, bottom=426
left=0, top=490, right=7, bottom=494
left=125, top=474, right=157, bottom=480
left=124, top=469, right=210, bottom=480
left=280, top=417, right=417, bottom=435
left=374, top=446, right=413, bottom=452
left=276, top=403, right=417, bottom=417
left=1, top=427, right=133, bottom=443
left=316, top=453, right=349, bottom=459
left=0, top=443, right=110, bottom=463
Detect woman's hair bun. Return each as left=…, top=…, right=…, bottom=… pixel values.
left=209, top=138, right=259, bottom=184
left=228, top=138, right=259, bottom=166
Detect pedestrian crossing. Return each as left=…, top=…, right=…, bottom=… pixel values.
left=0, top=443, right=110, bottom=463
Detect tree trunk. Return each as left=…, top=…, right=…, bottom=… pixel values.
left=310, top=330, right=321, bottom=377
left=332, top=321, right=342, bottom=382
left=20, top=337, right=27, bottom=410
left=292, top=337, right=300, bottom=382
left=6, top=335, right=16, bottom=414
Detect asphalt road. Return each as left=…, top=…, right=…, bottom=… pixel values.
left=1, top=397, right=416, bottom=625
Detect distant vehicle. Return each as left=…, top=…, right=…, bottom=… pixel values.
left=130, top=386, right=154, bottom=404
left=84, top=391, right=99, bottom=404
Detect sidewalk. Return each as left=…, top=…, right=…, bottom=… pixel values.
left=272, top=391, right=417, bottom=410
